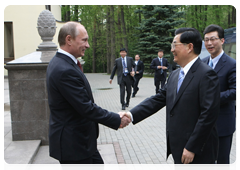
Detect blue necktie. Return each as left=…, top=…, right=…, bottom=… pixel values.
left=177, top=69, right=184, bottom=93
left=122, top=58, right=127, bottom=76
left=208, top=59, right=213, bottom=68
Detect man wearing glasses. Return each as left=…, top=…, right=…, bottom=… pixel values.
left=202, top=24, right=236, bottom=164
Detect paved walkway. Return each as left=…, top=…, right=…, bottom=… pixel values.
left=4, top=73, right=236, bottom=164
left=87, top=73, right=236, bottom=164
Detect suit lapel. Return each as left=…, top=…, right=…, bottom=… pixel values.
left=170, top=58, right=200, bottom=111
left=214, top=53, right=226, bottom=73
left=167, top=69, right=179, bottom=111
left=56, top=53, right=94, bottom=103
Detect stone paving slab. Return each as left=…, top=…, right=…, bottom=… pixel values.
left=4, top=74, right=236, bottom=164
left=4, top=140, right=41, bottom=164
left=86, top=73, right=236, bottom=164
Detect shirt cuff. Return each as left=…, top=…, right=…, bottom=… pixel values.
left=127, top=111, right=134, bottom=122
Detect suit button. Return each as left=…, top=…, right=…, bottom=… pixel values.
left=170, top=114, right=173, bottom=117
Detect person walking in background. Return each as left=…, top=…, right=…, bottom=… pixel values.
left=132, top=54, right=144, bottom=98
left=202, top=24, right=236, bottom=164
left=124, top=28, right=220, bottom=164
left=46, top=22, right=130, bottom=164
left=150, top=49, right=169, bottom=94
left=109, top=48, right=135, bottom=110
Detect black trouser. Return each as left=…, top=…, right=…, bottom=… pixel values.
left=59, top=150, right=104, bottom=170
left=217, top=134, right=233, bottom=164
left=133, top=76, right=141, bottom=95
left=120, top=75, right=132, bottom=105
left=155, top=77, right=166, bottom=94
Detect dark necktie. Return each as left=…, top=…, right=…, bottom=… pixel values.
left=77, top=60, right=83, bottom=72
left=160, top=58, right=163, bottom=74
left=135, top=61, right=138, bottom=71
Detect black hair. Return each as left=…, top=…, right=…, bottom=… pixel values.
left=158, top=49, right=164, bottom=53
left=175, top=27, right=202, bottom=55
left=203, top=24, right=224, bottom=39
left=120, top=48, right=127, bottom=52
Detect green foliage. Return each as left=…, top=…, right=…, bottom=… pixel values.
left=134, top=5, right=185, bottom=73
left=182, top=5, right=236, bottom=37
left=59, top=5, right=236, bottom=73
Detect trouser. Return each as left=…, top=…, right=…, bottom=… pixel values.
left=59, top=150, right=104, bottom=170
left=133, top=76, right=141, bottom=95
left=120, top=75, right=132, bottom=105
left=155, top=77, right=166, bottom=94
left=217, top=134, right=233, bottom=164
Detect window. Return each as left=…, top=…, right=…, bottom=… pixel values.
left=4, top=22, right=14, bottom=63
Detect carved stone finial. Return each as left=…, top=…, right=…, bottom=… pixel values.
left=37, top=10, right=57, bottom=51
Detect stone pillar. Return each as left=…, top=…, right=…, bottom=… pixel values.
left=4, top=9, right=58, bottom=145
left=5, top=51, right=56, bottom=145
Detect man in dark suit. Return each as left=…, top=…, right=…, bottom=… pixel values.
left=132, top=54, right=144, bottom=97
left=202, top=24, right=236, bottom=164
left=109, top=48, right=135, bottom=110
left=124, top=28, right=220, bottom=164
left=150, top=49, right=169, bottom=94
left=46, top=22, right=130, bottom=164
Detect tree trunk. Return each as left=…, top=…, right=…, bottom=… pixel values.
left=120, top=5, right=128, bottom=51
left=138, top=6, right=141, bottom=23
left=110, top=5, right=116, bottom=72
left=228, top=6, right=231, bottom=27
left=195, top=6, right=199, bottom=30
left=66, top=5, right=70, bottom=21
left=106, top=6, right=111, bottom=74
left=92, top=16, right=97, bottom=73
left=117, top=6, right=123, bottom=48
left=73, top=5, right=79, bottom=21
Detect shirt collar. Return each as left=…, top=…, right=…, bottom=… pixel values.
left=181, top=57, right=198, bottom=76
left=209, top=50, right=224, bottom=69
left=58, top=48, right=78, bottom=64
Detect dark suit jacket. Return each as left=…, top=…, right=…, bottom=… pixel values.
left=202, top=53, right=236, bottom=137
left=150, top=57, right=169, bottom=81
left=46, top=52, right=121, bottom=161
left=134, top=60, right=144, bottom=79
left=110, top=56, right=135, bottom=84
left=130, top=58, right=220, bottom=163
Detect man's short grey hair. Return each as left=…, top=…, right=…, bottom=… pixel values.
left=58, top=21, right=80, bottom=46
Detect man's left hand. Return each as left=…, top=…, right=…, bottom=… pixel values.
left=130, top=71, right=135, bottom=77
left=181, top=148, right=195, bottom=164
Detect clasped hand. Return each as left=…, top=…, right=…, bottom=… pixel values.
left=118, top=112, right=132, bottom=128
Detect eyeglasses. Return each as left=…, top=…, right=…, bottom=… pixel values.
left=204, top=37, right=220, bottom=43
left=171, top=43, right=187, bottom=49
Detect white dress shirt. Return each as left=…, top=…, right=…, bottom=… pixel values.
left=58, top=48, right=78, bottom=64
left=209, top=50, right=224, bottom=69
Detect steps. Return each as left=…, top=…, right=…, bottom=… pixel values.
left=4, top=139, right=41, bottom=164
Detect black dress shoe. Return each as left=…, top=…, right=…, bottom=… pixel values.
left=132, top=93, right=135, bottom=98
left=122, top=105, right=125, bottom=110
left=125, top=103, right=129, bottom=107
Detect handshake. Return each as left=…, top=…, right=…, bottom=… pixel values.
left=118, top=112, right=132, bottom=128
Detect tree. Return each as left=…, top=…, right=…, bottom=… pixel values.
left=110, top=5, right=116, bottom=71
left=183, top=5, right=236, bottom=36
left=135, top=5, right=185, bottom=73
